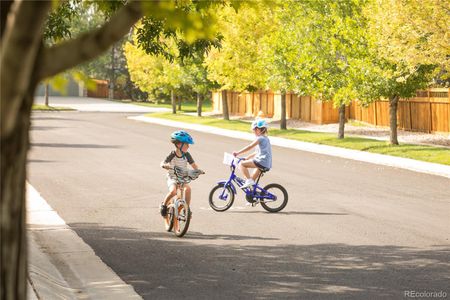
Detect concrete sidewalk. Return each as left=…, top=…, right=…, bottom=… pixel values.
left=130, top=115, right=450, bottom=179
left=27, top=183, right=142, bottom=300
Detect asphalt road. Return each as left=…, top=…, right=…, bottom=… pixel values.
left=28, top=111, right=450, bottom=299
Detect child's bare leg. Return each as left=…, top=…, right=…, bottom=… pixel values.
left=184, top=184, right=191, bottom=206
left=251, top=169, right=261, bottom=181
left=163, top=184, right=177, bottom=206
left=239, top=160, right=256, bottom=179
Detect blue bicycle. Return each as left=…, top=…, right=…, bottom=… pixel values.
left=209, top=155, right=288, bottom=212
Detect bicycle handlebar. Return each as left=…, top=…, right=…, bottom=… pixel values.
left=173, top=167, right=205, bottom=183
left=230, top=157, right=244, bottom=168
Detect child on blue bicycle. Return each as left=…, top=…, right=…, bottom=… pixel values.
left=233, top=119, right=272, bottom=188
left=160, top=130, right=201, bottom=217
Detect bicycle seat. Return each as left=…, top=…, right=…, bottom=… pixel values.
left=258, top=167, right=270, bottom=173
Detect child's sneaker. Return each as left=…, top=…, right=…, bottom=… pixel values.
left=241, top=179, right=255, bottom=188
left=159, top=203, right=167, bottom=217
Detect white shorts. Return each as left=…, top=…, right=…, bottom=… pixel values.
left=167, top=177, right=177, bottom=188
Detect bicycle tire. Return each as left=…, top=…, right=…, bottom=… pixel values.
left=174, top=202, right=191, bottom=237
left=260, top=183, right=288, bottom=212
left=209, top=183, right=235, bottom=212
left=164, top=206, right=174, bottom=232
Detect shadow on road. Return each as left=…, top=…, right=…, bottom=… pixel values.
left=31, top=126, right=67, bottom=131
left=68, top=222, right=449, bottom=300
left=227, top=210, right=349, bottom=216
left=31, top=115, right=82, bottom=122
left=27, top=159, right=57, bottom=164
left=186, top=231, right=279, bottom=241
left=31, top=143, right=122, bottom=149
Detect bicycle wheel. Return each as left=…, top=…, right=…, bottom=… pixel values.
left=260, top=183, right=288, bottom=213
left=174, top=202, right=191, bottom=237
left=164, top=206, right=174, bottom=232
left=209, top=183, right=235, bottom=212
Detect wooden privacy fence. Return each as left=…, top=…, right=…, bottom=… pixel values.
left=86, top=79, right=128, bottom=99
left=212, top=90, right=339, bottom=124
left=350, top=88, right=450, bottom=133
left=212, top=88, right=450, bottom=133
left=87, top=79, right=109, bottom=98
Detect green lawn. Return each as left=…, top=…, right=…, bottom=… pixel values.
left=32, top=104, right=74, bottom=111
left=147, top=112, right=450, bottom=166
left=120, top=99, right=213, bottom=113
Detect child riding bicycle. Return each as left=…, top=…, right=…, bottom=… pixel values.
left=160, top=130, right=202, bottom=217
left=232, top=119, right=272, bottom=188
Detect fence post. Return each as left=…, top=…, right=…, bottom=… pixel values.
left=409, top=99, right=413, bottom=131
left=374, top=101, right=377, bottom=126
left=428, top=90, right=432, bottom=133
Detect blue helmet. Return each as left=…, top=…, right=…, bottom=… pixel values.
left=171, top=130, right=194, bottom=144
left=251, top=119, right=268, bottom=130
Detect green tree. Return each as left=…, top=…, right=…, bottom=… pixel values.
left=205, top=3, right=269, bottom=120
left=368, top=0, right=449, bottom=73
left=357, top=57, right=435, bottom=144
left=42, top=1, right=77, bottom=105
left=283, top=0, right=371, bottom=138
left=68, top=3, right=138, bottom=99
left=125, top=33, right=184, bottom=105
left=259, top=2, right=291, bottom=129
left=362, top=0, right=439, bottom=144
left=126, top=18, right=220, bottom=113
left=182, top=54, right=219, bottom=116
left=1, top=1, right=223, bottom=298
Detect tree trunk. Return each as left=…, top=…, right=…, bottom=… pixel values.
left=44, top=82, right=49, bottom=106
left=280, top=92, right=287, bottom=130
left=221, top=89, right=229, bottom=120
left=1, top=87, right=35, bottom=300
left=1, top=2, right=144, bottom=299
left=197, top=93, right=203, bottom=117
left=108, top=43, right=115, bottom=100
left=338, top=103, right=346, bottom=139
left=177, top=95, right=182, bottom=111
left=171, top=90, right=176, bottom=114
left=389, top=95, right=400, bottom=145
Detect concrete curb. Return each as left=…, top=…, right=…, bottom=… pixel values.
left=129, top=115, right=450, bottom=179
left=27, top=183, right=142, bottom=300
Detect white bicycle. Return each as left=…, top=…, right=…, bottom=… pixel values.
left=164, top=167, right=204, bottom=237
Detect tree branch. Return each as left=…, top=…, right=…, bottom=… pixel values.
left=1, top=0, right=51, bottom=139
left=0, top=0, right=13, bottom=39
left=37, top=1, right=144, bottom=80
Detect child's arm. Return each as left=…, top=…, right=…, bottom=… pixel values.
left=187, top=153, right=205, bottom=173
left=245, top=153, right=257, bottom=160
left=233, top=139, right=259, bottom=157
left=161, top=152, right=175, bottom=169
left=160, top=161, right=171, bottom=169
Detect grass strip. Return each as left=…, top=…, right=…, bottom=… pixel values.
left=32, top=104, right=74, bottom=111
left=117, top=100, right=213, bottom=113
left=147, top=112, right=450, bottom=166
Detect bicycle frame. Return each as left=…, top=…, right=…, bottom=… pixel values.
left=218, top=158, right=277, bottom=202
left=170, top=168, right=197, bottom=220
left=169, top=183, right=186, bottom=216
